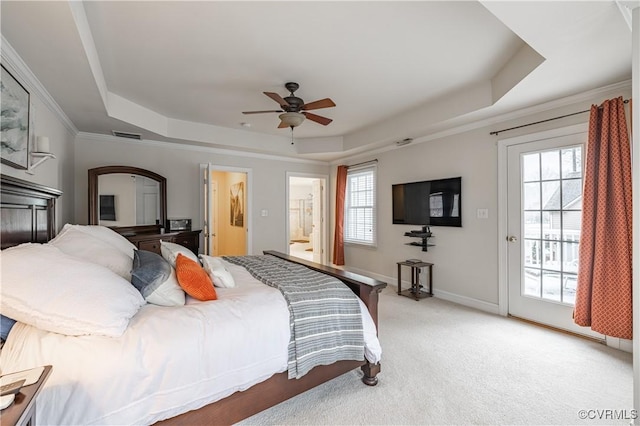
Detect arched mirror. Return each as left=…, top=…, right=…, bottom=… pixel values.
left=88, top=166, right=167, bottom=235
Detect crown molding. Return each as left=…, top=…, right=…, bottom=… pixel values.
left=331, top=79, right=632, bottom=165
left=76, top=132, right=330, bottom=166
left=1, top=36, right=78, bottom=136
left=487, top=79, right=632, bottom=127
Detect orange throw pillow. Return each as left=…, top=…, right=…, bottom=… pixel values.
left=175, top=253, right=217, bottom=301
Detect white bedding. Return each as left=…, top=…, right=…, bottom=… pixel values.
left=0, top=259, right=381, bottom=425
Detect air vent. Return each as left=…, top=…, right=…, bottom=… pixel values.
left=112, top=131, right=142, bottom=140
left=395, top=138, right=413, bottom=146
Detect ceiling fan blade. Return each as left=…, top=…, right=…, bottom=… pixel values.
left=242, top=110, right=283, bottom=115
left=303, top=112, right=333, bottom=126
left=278, top=121, right=289, bottom=129
left=302, top=98, right=336, bottom=111
left=264, top=92, right=290, bottom=106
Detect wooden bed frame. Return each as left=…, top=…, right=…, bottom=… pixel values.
left=0, top=174, right=387, bottom=425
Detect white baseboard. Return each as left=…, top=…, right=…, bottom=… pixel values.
left=432, top=289, right=501, bottom=315
left=605, top=336, right=633, bottom=353
left=345, top=266, right=501, bottom=315
left=347, top=266, right=631, bottom=353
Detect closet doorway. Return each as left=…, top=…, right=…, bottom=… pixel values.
left=286, top=173, right=328, bottom=264
left=202, top=164, right=251, bottom=256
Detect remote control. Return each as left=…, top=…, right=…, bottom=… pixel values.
left=0, top=379, right=25, bottom=397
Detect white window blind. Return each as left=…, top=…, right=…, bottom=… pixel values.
left=344, top=163, right=376, bottom=246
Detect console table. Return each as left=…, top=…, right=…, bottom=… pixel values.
left=397, top=261, right=433, bottom=300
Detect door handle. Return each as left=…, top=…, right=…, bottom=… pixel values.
left=507, top=236, right=517, bottom=242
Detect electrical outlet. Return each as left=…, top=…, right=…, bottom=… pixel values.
left=477, top=208, right=489, bottom=219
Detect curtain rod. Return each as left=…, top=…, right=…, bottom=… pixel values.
left=489, top=98, right=630, bottom=136
left=348, top=159, right=378, bottom=168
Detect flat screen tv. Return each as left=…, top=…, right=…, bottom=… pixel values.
left=392, top=177, right=461, bottom=227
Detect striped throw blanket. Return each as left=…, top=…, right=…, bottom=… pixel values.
left=224, top=255, right=365, bottom=379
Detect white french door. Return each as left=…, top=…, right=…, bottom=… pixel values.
left=503, top=126, right=603, bottom=339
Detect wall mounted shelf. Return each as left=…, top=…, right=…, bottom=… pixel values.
left=404, top=226, right=434, bottom=251
left=26, top=152, right=56, bottom=175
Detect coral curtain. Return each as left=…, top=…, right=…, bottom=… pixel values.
left=574, top=96, right=632, bottom=339
left=332, top=165, right=348, bottom=265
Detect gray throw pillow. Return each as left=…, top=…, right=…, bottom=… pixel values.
left=131, top=250, right=186, bottom=306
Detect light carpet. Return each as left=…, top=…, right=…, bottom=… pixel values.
left=239, top=287, right=633, bottom=425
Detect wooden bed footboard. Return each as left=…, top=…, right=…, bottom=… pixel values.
left=157, top=252, right=387, bottom=425
left=263, top=250, right=387, bottom=330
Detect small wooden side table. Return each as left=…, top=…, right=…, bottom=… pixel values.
left=2, top=365, right=52, bottom=426
left=397, top=261, right=433, bottom=301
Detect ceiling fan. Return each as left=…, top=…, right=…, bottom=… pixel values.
left=242, top=82, right=335, bottom=129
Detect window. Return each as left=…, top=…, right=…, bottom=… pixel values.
left=344, top=164, right=376, bottom=246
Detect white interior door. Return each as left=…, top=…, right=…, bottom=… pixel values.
left=203, top=164, right=251, bottom=256
left=203, top=165, right=219, bottom=256
left=209, top=180, right=219, bottom=256
left=506, top=130, right=603, bottom=339
left=140, top=177, right=159, bottom=225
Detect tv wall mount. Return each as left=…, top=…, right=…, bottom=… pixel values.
left=404, top=226, right=434, bottom=251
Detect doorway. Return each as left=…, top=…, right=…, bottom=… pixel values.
left=202, top=164, right=251, bottom=256
left=286, top=173, right=328, bottom=264
left=499, top=124, right=603, bottom=339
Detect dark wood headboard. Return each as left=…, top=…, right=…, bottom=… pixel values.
left=1, top=174, right=62, bottom=249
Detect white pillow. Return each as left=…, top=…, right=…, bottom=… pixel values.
left=160, top=240, right=198, bottom=267
left=57, top=224, right=137, bottom=258
left=49, top=227, right=133, bottom=281
left=0, top=243, right=144, bottom=337
left=199, top=255, right=236, bottom=288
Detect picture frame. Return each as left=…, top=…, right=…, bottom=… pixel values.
left=230, top=182, right=244, bottom=227
left=99, top=195, right=117, bottom=221
left=1, top=64, right=31, bottom=170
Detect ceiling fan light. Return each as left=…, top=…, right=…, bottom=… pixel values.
left=279, top=112, right=305, bottom=127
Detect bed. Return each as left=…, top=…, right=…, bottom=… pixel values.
left=0, top=174, right=387, bottom=425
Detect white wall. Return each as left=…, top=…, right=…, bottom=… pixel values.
left=334, top=126, right=499, bottom=308
left=630, top=5, right=639, bottom=419
left=73, top=134, right=329, bottom=255
left=334, top=83, right=633, bottom=313
left=0, top=64, right=76, bottom=230
left=97, top=174, right=136, bottom=227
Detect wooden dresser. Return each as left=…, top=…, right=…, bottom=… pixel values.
left=125, top=230, right=201, bottom=255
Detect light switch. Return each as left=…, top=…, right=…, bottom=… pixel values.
left=477, top=208, right=489, bottom=219
left=261, top=209, right=268, bottom=217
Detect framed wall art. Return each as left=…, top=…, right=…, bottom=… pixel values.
left=1, top=64, right=31, bottom=170
left=230, top=182, right=244, bottom=227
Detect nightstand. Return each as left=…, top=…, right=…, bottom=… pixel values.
left=2, top=365, right=52, bottom=426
